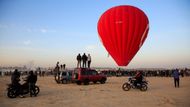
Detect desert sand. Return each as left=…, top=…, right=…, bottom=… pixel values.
left=0, top=76, right=190, bottom=107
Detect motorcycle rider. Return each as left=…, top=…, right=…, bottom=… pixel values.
left=11, top=69, right=24, bottom=98
left=26, top=70, right=37, bottom=97
left=134, top=71, right=143, bottom=87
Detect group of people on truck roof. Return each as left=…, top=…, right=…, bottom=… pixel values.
left=77, top=53, right=91, bottom=68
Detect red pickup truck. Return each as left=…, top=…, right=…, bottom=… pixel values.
left=72, top=68, right=107, bottom=85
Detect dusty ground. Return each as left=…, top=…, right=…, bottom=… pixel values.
left=0, top=76, right=190, bottom=107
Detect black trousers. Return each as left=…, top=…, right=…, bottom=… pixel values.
left=77, top=60, right=81, bottom=68
left=88, top=61, right=91, bottom=68
left=82, top=61, right=87, bottom=68
left=13, top=83, right=23, bottom=95
left=134, top=79, right=142, bottom=87
left=29, top=83, right=35, bottom=96
left=174, top=78, right=179, bottom=87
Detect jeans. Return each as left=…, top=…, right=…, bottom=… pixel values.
left=29, top=83, right=36, bottom=96
left=174, top=78, right=179, bottom=87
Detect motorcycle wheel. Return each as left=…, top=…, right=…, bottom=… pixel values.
left=140, top=84, right=148, bottom=91
left=7, top=89, right=17, bottom=98
left=34, top=86, right=40, bottom=95
left=62, top=79, right=67, bottom=84
left=122, top=83, right=131, bottom=91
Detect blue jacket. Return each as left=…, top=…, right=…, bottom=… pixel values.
left=173, top=69, right=180, bottom=79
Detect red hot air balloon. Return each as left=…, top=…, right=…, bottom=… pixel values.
left=97, top=5, right=149, bottom=66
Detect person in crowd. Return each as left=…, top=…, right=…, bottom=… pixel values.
left=27, top=70, right=37, bottom=97
left=54, top=61, right=60, bottom=82
left=60, top=64, right=63, bottom=71
left=87, top=54, right=91, bottom=68
left=180, top=69, right=184, bottom=77
left=63, top=64, right=66, bottom=70
left=42, top=71, right=45, bottom=77
left=11, top=69, right=24, bottom=98
left=173, top=69, right=180, bottom=88
left=38, top=67, right=41, bottom=77
left=77, top=53, right=82, bottom=68
left=82, top=53, right=88, bottom=68
left=134, top=71, right=143, bottom=87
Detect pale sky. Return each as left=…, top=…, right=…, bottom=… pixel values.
left=0, top=0, right=190, bottom=68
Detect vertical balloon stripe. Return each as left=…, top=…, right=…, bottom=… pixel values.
left=127, top=7, right=136, bottom=64
left=109, top=9, right=117, bottom=59
left=99, top=14, right=110, bottom=56
left=128, top=8, right=139, bottom=63
left=116, top=7, right=123, bottom=64
left=125, top=7, right=131, bottom=64
left=139, top=24, right=149, bottom=48
left=122, top=7, right=128, bottom=64
left=129, top=10, right=147, bottom=62
left=128, top=8, right=143, bottom=62
left=103, top=12, right=115, bottom=58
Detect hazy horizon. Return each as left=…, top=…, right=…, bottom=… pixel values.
left=0, top=0, right=190, bottom=68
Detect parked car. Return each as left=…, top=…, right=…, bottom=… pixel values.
left=55, top=70, right=72, bottom=84
left=72, top=68, right=107, bottom=85
left=60, top=70, right=73, bottom=84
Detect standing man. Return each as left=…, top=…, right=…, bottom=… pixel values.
left=27, top=71, right=37, bottom=97
left=63, top=64, right=66, bottom=70
left=77, top=53, right=82, bottom=68
left=87, top=54, right=91, bottom=68
left=54, top=61, right=60, bottom=83
left=82, top=53, right=88, bottom=68
left=11, top=69, right=24, bottom=98
left=173, top=69, right=180, bottom=88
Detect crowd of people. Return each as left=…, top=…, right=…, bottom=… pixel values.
left=134, top=69, right=181, bottom=88
left=101, top=68, right=190, bottom=88
left=4, top=66, right=189, bottom=98
left=100, top=68, right=189, bottom=77
left=53, top=61, right=66, bottom=82
left=1, top=53, right=189, bottom=98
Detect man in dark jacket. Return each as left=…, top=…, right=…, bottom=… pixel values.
left=11, top=69, right=24, bottom=97
left=173, top=69, right=180, bottom=88
left=134, top=71, right=143, bottom=87
left=77, top=53, right=82, bottom=68
left=27, top=71, right=37, bottom=97
left=54, top=61, right=60, bottom=83
left=82, top=53, right=88, bottom=68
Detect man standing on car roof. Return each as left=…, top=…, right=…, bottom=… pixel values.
left=77, top=53, right=82, bottom=68
left=87, top=54, right=91, bottom=68
left=82, top=53, right=88, bottom=68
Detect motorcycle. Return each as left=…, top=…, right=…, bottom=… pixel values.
left=7, top=79, right=40, bottom=98
left=122, top=77, right=148, bottom=91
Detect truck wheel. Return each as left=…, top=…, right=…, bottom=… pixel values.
left=62, top=79, right=67, bottom=84
left=84, top=79, right=89, bottom=85
left=100, top=78, right=106, bottom=84
left=76, top=81, right=81, bottom=85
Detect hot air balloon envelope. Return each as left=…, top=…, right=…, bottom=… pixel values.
left=97, top=5, right=149, bottom=66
